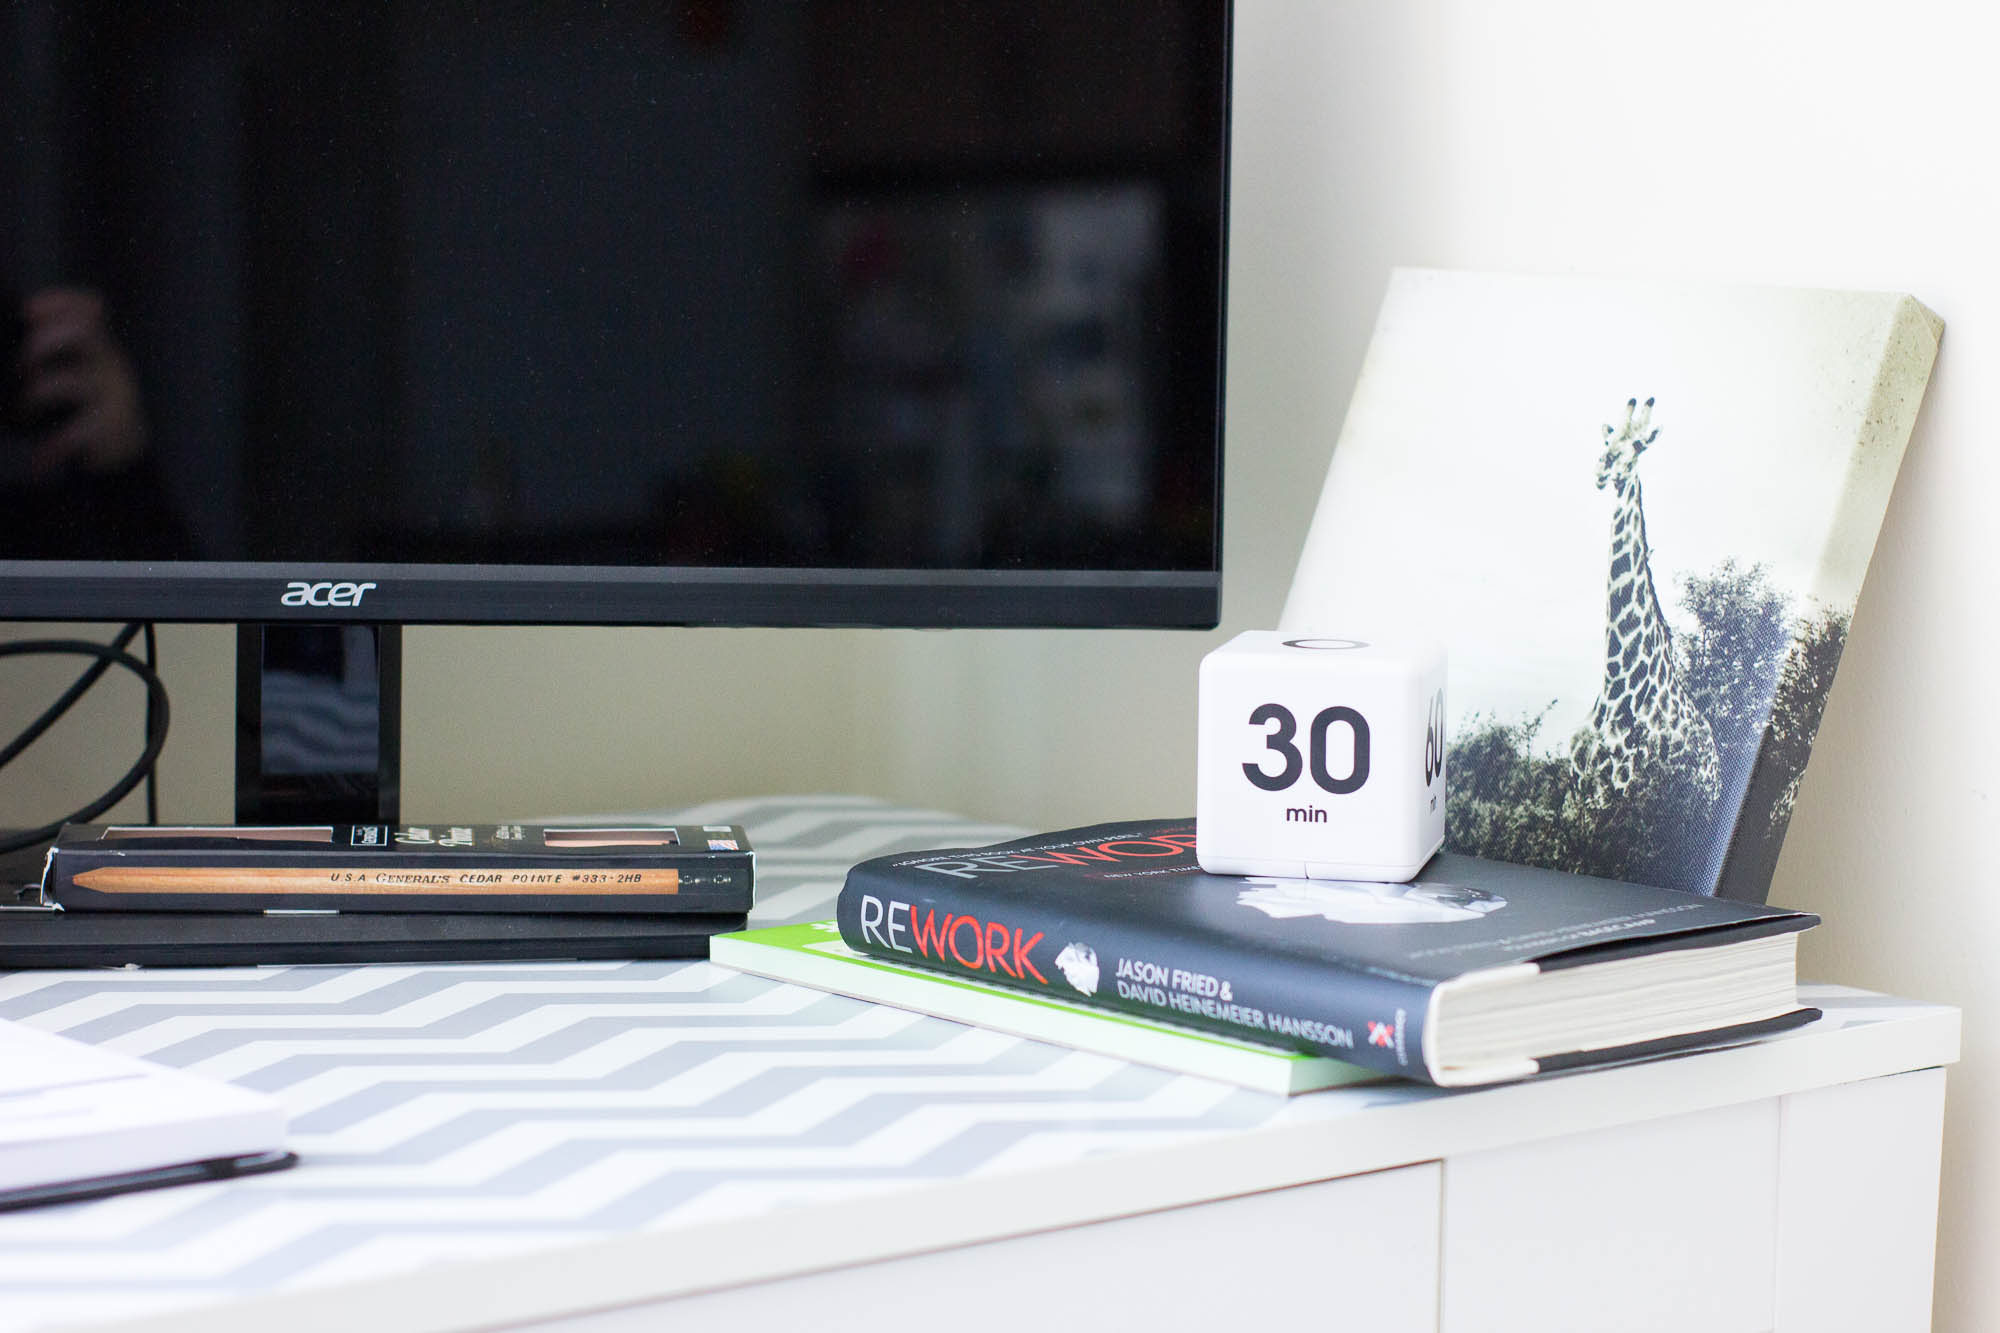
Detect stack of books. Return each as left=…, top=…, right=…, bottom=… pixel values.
left=714, top=820, right=1819, bottom=1091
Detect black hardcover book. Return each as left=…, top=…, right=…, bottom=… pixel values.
left=836, top=821, right=1819, bottom=1086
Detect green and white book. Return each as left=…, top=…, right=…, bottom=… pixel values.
left=710, top=920, right=1376, bottom=1096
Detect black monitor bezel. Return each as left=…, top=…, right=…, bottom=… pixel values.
left=0, top=562, right=1221, bottom=628
left=0, top=3, right=1231, bottom=633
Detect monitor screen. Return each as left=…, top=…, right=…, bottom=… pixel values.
left=1, top=0, right=1229, bottom=627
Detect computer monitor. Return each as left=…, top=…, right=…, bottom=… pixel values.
left=1, top=1, right=1231, bottom=824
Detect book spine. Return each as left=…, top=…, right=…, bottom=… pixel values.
left=835, top=867, right=1436, bottom=1082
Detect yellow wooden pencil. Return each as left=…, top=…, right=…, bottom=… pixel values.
left=44, top=821, right=753, bottom=915
left=69, top=866, right=682, bottom=895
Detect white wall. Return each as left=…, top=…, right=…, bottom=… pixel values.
left=1221, top=4, right=1996, bottom=1329
left=1, top=2, right=1992, bottom=1325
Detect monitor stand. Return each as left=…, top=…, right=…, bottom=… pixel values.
left=235, top=624, right=400, bottom=825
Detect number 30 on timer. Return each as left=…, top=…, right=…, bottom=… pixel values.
left=1241, top=704, right=1370, bottom=796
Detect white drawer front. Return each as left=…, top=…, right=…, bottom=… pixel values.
left=1775, top=1067, right=1947, bottom=1333
left=1441, top=1098, right=1780, bottom=1333
left=539, top=1162, right=1443, bottom=1333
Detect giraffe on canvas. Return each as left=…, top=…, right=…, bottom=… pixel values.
left=1570, top=397, right=1722, bottom=805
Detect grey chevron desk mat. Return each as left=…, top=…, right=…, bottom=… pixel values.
left=0, top=796, right=1938, bottom=1333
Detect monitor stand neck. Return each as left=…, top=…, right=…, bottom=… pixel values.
left=235, top=623, right=401, bottom=825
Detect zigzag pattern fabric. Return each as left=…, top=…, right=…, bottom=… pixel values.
left=0, top=798, right=1922, bottom=1332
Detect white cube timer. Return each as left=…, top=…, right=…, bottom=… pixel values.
left=1197, top=631, right=1446, bottom=882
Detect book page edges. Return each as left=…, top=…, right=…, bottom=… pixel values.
left=1425, top=962, right=1541, bottom=1084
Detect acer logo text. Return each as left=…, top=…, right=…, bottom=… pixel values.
left=281, top=581, right=377, bottom=608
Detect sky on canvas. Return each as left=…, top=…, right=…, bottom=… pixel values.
left=1280, top=270, right=1913, bottom=747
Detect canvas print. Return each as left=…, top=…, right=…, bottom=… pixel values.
left=1280, top=270, right=1941, bottom=900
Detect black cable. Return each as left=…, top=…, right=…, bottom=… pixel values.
left=0, top=637, right=170, bottom=856
left=0, top=622, right=143, bottom=771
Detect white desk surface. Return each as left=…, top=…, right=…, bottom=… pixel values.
left=0, top=797, right=1961, bottom=1333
